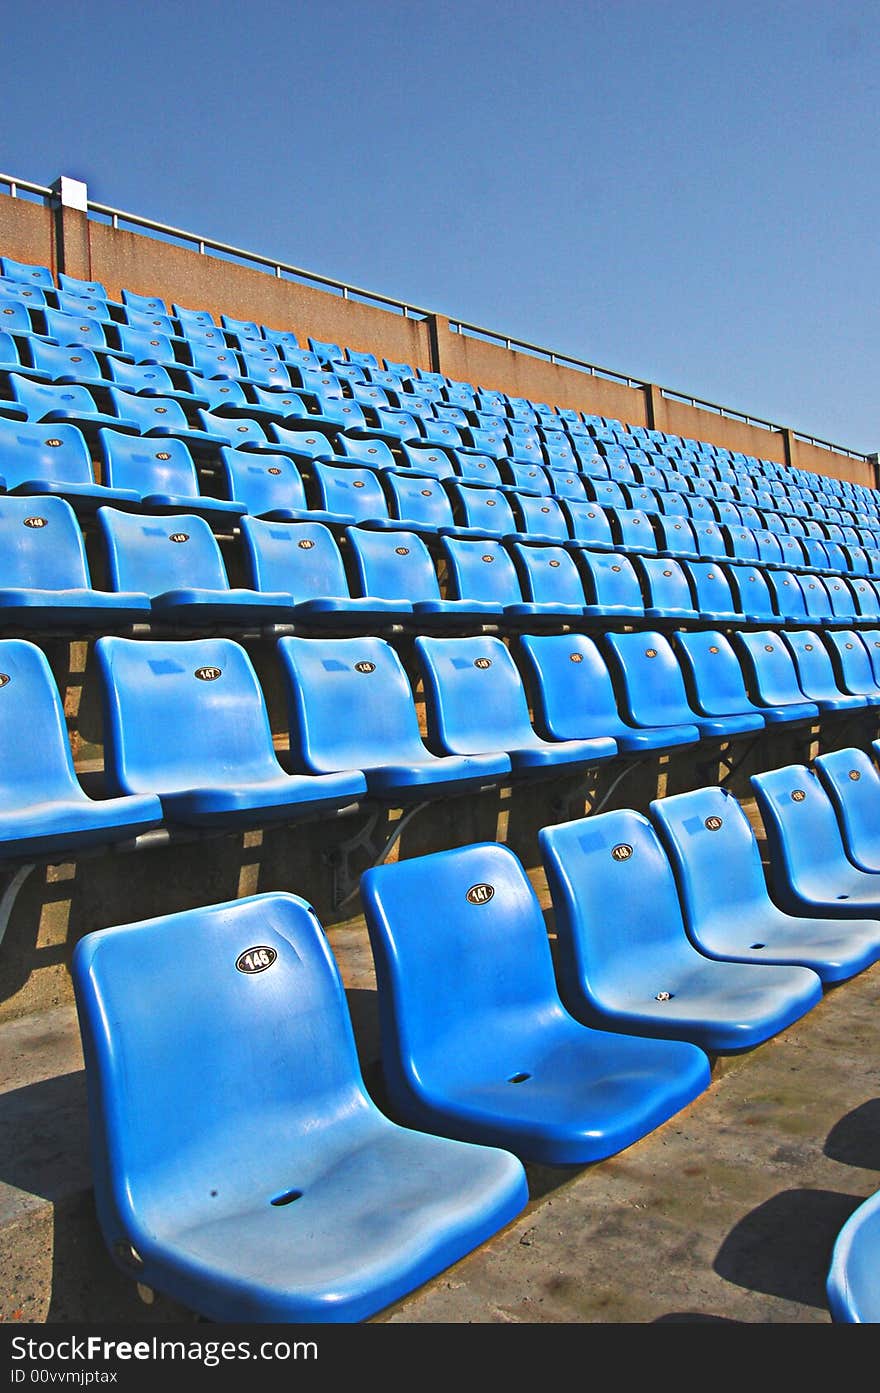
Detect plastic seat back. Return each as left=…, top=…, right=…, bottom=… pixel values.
left=383, top=472, right=457, bottom=530
left=765, top=569, right=810, bottom=622
left=827, top=1188, right=880, bottom=1322
left=345, top=527, right=443, bottom=605
left=814, top=746, right=880, bottom=872
left=673, top=630, right=761, bottom=717
left=310, top=461, right=390, bottom=523
left=560, top=500, right=615, bottom=549
left=447, top=483, right=517, bottom=535
left=26, top=339, right=106, bottom=384
left=635, top=555, right=698, bottom=616
left=510, top=541, right=587, bottom=608
left=414, top=634, right=538, bottom=753
left=649, top=784, right=787, bottom=937
left=602, top=631, right=700, bottom=727
left=781, top=629, right=862, bottom=704
left=97, top=430, right=202, bottom=499
left=218, top=448, right=308, bottom=516
left=0, top=493, right=93, bottom=590
left=97, top=508, right=230, bottom=596
left=440, top=537, right=525, bottom=608
left=240, top=516, right=351, bottom=604
left=730, top=630, right=817, bottom=711
left=359, top=839, right=578, bottom=1104
left=752, top=763, right=873, bottom=905
left=539, top=808, right=700, bottom=1011
left=277, top=634, right=431, bottom=772
left=0, top=419, right=97, bottom=490
left=576, top=549, right=645, bottom=613
left=823, top=629, right=880, bottom=695
left=95, top=635, right=284, bottom=795
left=0, top=638, right=100, bottom=808
left=0, top=256, right=53, bottom=289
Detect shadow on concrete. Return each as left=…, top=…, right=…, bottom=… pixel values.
left=713, top=1187, right=863, bottom=1309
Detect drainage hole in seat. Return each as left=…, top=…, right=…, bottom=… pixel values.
left=271, top=1188, right=304, bottom=1206
left=508, top=1072, right=531, bottom=1084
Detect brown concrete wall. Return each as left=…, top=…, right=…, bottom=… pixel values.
left=87, top=221, right=433, bottom=372
left=434, top=317, right=650, bottom=425
left=651, top=393, right=789, bottom=465
left=789, top=437, right=875, bottom=487
left=0, top=197, right=56, bottom=278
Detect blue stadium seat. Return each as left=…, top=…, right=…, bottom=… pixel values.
left=821, top=629, right=880, bottom=702
left=603, top=631, right=765, bottom=739
left=218, top=447, right=344, bottom=524
left=779, top=630, right=869, bottom=713
left=504, top=534, right=595, bottom=618
left=96, top=635, right=366, bottom=826
left=764, top=568, right=812, bottom=624
left=539, top=809, right=822, bottom=1051
left=277, top=635, right=510, bottom=799
left=4, top=373, right=135, bottom=439
left=794, top=571, right=837, bottom=623
left=507, top=491, right=571, bottom=543
left=239, top=516, right=404, bottom=629
left=54, top=290, right=113, bottom=323
left=440, top=536, right=579, bottom=624
left=0, top=494, right=149, bottom=629
left=826, top=1186, right=880, bottom=1322
left=0, top=419, right=140, bottom=513
left=0, top=257, right=54, bottom=289
left=558, top=500, right=615, bottom=551
left=0, top=637, right=161, bottom=859
left=102, top=388, right=227, bottom=453
left=70, top=889, right=526, bottom=1323
left=750, top=763, right=880, bottom=918
left=443, top=481, right=519, bottom=538
left=102, top=355, right=205, bottom=405
left=173, top=304, right=217, bottom=333
left=517, top=631, right=700, bottom=752
left=344, top=526, right=502, bottom=625
left=814, top=745, right=880, bottom=873
left=96, top=430, right=246, bottom=527
left=573, top=548, right=646, bottom=619
left=0, top=297, right=38, bottom=342
left=649, top=785, right=880, bottom=983
left=729, top=630, right=820, bottom=723
left=308, top=460, right=395, bottom=528
left=652, top=513, right=701, bottom=559
left=97, top=508, right=293, bottom=626
left=23, top=338, right=109, bottom=388
left=724, top=561, right=790, bottom=624
left=380, top=471, right=464, bottom=534
left=114, top=325, right=181, bottom=368
left=609, top=507, right=660, bottom=556
left=673, top=629, right=802, bottom=727
left=119, top=288, right=167, bottom=316
left=414, top=633, right=618, bottom=774
left=632, top=555, right=701, bottom=622
left=359, top=841, right=710, bottom=1163
left=397, top=442, right=456, bottom=479
left=0, top=276, right=45, bottom=308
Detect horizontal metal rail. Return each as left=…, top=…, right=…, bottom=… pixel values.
left=0, top=171, right=871, bottom=462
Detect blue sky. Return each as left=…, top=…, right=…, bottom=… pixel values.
left=3, top=1, right=879, bottom=453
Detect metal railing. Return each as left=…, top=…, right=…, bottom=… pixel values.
left=0, top=171, right=871, bottom=463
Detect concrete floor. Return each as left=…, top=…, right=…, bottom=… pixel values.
left=2, top=901, right=879, bottom=1328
